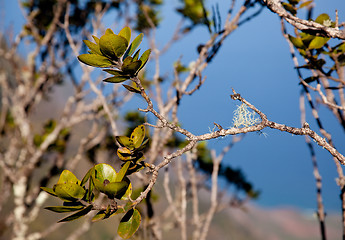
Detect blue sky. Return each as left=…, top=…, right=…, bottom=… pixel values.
left=3, top=0, right=345, bottom=212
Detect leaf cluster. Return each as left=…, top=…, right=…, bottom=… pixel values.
left=41, top=125, right=149, bottom=239
left=288, top=13, right=345, bottom=84
left=78, top=27, right=151, bottom=84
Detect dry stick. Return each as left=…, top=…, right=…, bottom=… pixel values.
left=300, top=93, right=327, bottom=240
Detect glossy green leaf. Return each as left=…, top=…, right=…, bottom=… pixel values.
left=308, top=36, right=329, bottom=49
left=288, top=35, right=304, bottom=49
left=122, top=84, right=141, bottom=93
left=57, top=170, right=80, bottom=184
left=117, top=209, right=141, bottom=239
left=92, top=164, right=117, bottom=186
left=83, top=40, right=101, bottom=55
left=58, top=205, right=93, bottom=223
left=116, top=136, right=133, bottom=148
left=315, top=13, right=330, bottom=25
left=118, top=27, right=131, bottom=45
left=45, top=206, right=84, bottom=213
left=103, top=76, right=129, bottom=83
left=99, top=33, right=128, bottom=60
left=130, top=125, right=145, bottom=149
left=40, top=187, right=57, bottom=197
left=103, top=180, right=129, bottom=199
left=116, top=161, right=130, bottom=182
left=103, top=69, right=124, bottom=76
left=78, top=54, right=113, bottom=67
left=124, top=33, right=144, bottom=59
left=138, top=49, right=151, bottom=72
left=53, top=183, right=86, bottom=202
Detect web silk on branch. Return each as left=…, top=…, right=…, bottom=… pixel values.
left=233, top=103, right=260, bottom=128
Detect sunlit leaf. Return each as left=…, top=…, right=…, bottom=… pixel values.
left=83, top=40, right=101, bottom=55
left=315, top=13, right=331, bottom=25
left=288, top=35, right=304, bottom=49
left=308, top=36, right=329, bottom=49
left=298, top=0, right=313, bottom=9
left=99, top=32, right=128, bottom=59
left=116, top=161, right=130, bottom=182
left=118, top=26, right=131, bottom=45
left=117, top=209, right=141, bottom=239
left=122, top=84, right=141, bottom=93
left=103, top=69, right=124, bottom=76
left=124, top=33, right=144, bottom=59
left=92, top=164, right=117, bottom=191
left=138, top=49, right=151, bottom=72
left=40, top=187, right=57, bottom=197
left=117, top=147, right=133, bottom=161
left=116, top=136, right=133, bottom=148
left=57, top=170, right=80, bottom=185
left=58, top=205, right=93, bottom=223
left=132, top=49, right=141, bottom=61
left=103, top=76, right=129, bottom=83
left=78, top=54, right=113, bottom=67
left=53, top=183, right=86, bottom=202
left=130, top=125, right=145, bottom=149
left=45, top=206, right=84, bottom=213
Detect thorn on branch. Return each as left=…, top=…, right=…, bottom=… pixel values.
left=214, top=122, right=223, bottom=130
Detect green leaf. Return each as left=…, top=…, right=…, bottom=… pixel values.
left=282, top=2, right=296, bottom=15
left=118, top=27, right=131, bottom=45
left=53, top=183, right=86, bottom=202
left=92, top=164, right=117, bottom=192
left=103, top=180, right=129, bottom=199
left=103, top=69, right=124, bottom=76
left=122, top=84, right=141, bottom=93
left=288, top=35, right=304, bottom=49
left=81, top=168, right=92, bottom=186
left=45, top=206, right=84, bottom=213
left=58, top=205, right=93, bottom=223
left=92, top=208, right=118, bottom=222
left=135, top=138, right=149, bottom=152
left=130, top=125, right=145, bottom=149
left=124, top=33, right=144, bottom=59
left=138, top=49, right=151, bottom=72
left=78, top=54, right=113, bottom=67
left=92, top=35, right=100, bottom=45
left=99, top=32, right=128, bottom=60
left=117, top=209, right=141, bottom=239
left=132, top=49, right=141, bottom=61
left=116, top=136, right=133, bottom=148
left=83, top=40, right=101, bottom=55
left=103, top=76, right=129, bottom=83
left=298, top=0, right=313, bottom=9
left=57, top=170, right=80, bottom=185
left=40, top=187, right=57, bottom=197
left=308, top=36, right=329, bottom=49
left=315, top=13, right=330, bottom=25
left=122, top=60, right=142, bottom=75
left=116, top=161, right=130, bottom=182
left=117, top=147, right=133, bottom=161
